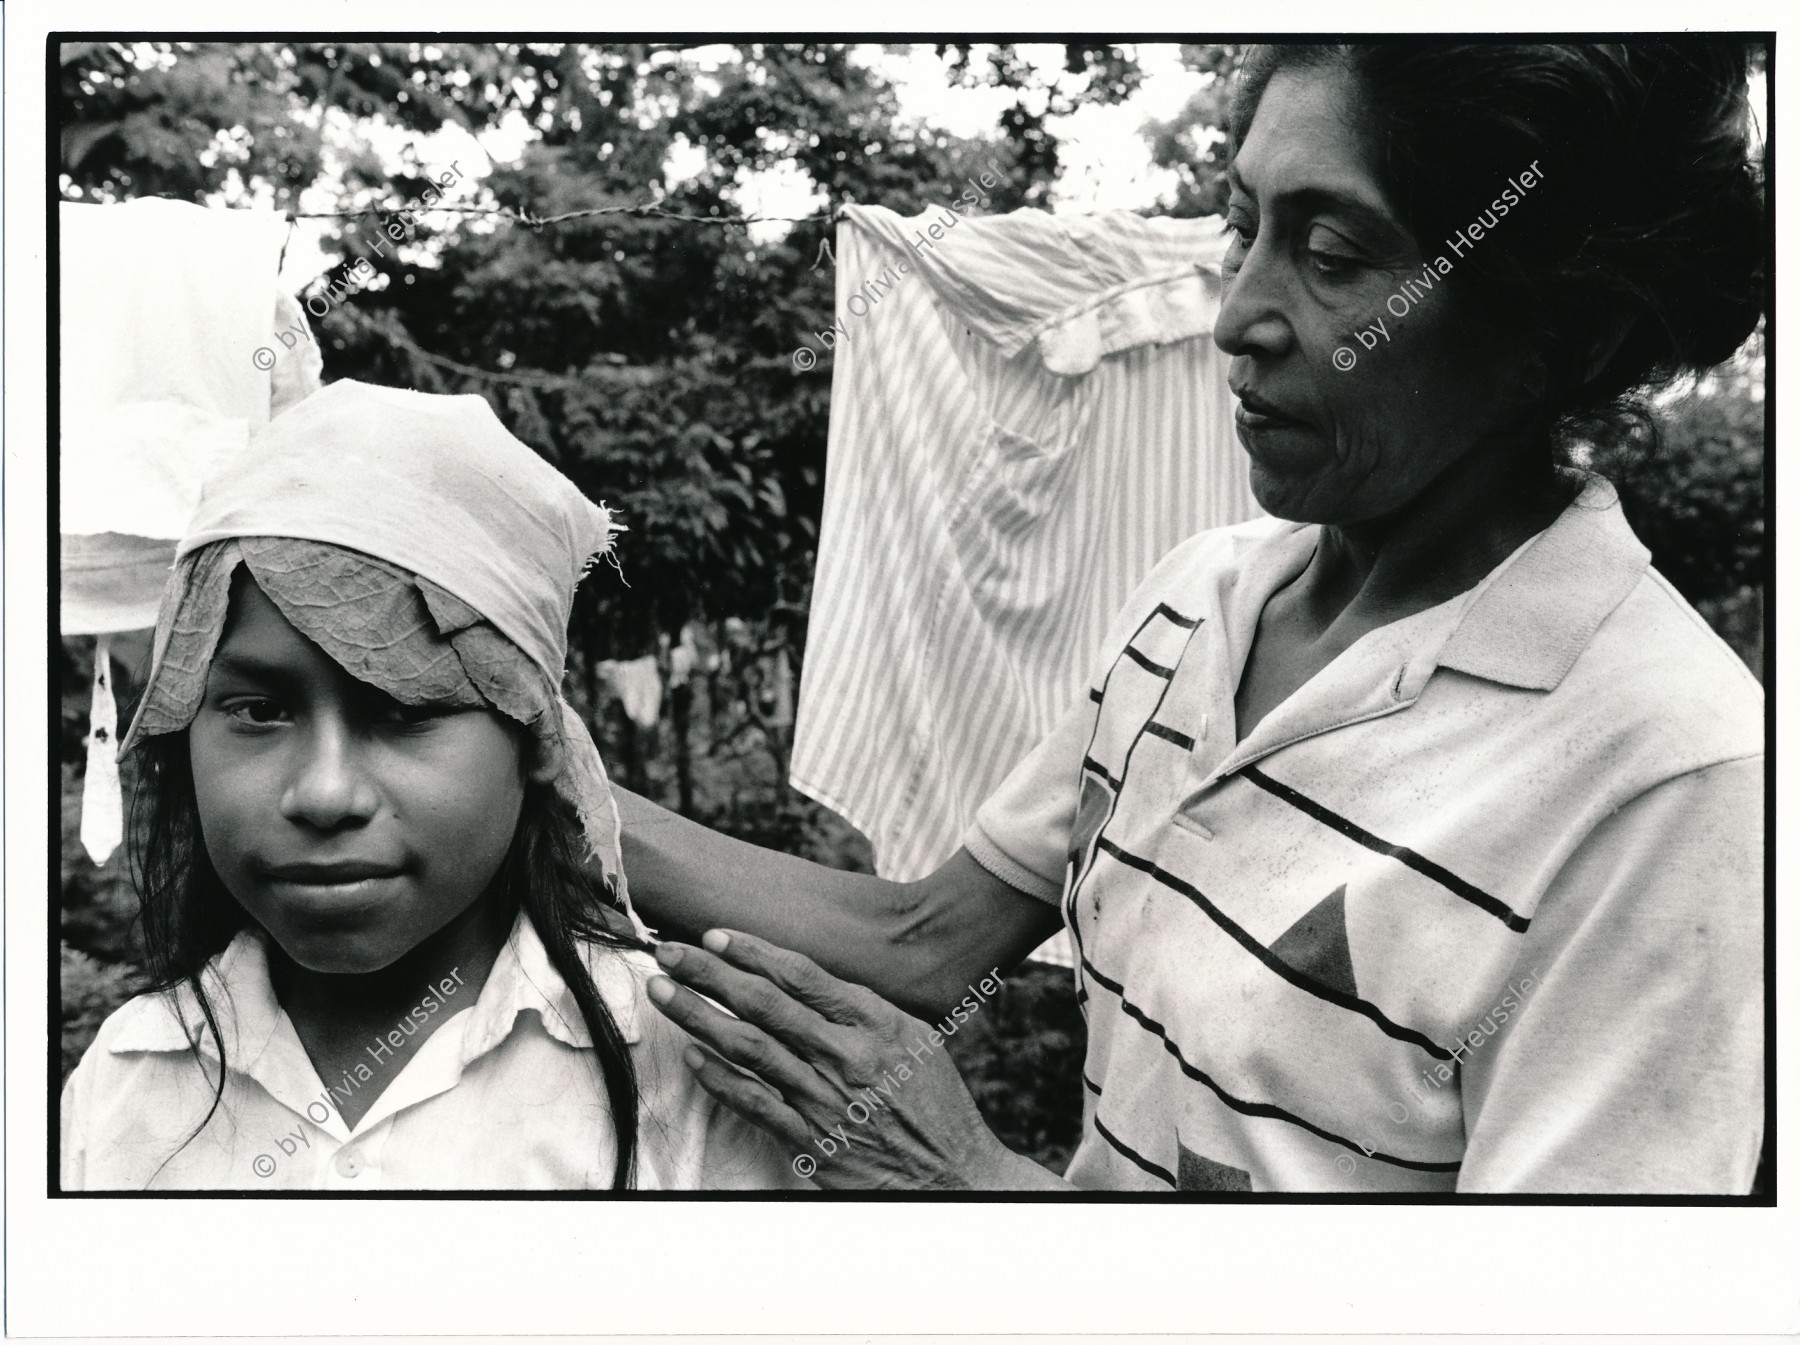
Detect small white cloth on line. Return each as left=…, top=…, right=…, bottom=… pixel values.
left=599, top=656, right=663, bottom=730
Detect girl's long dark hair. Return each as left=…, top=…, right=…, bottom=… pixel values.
left=129, top=729, right=643, bottom=1190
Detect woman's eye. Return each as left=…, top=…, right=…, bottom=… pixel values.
left=1305, top=228, right=1363, bottom=279
left=1308, top=249, right=1361, bottom=279
left=1220, top=216, right=1257, bottom=277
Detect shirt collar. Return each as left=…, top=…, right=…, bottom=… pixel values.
left=1433, top=475, right=1650, bottom=692
left=107, top=907, right=645, bottom=1060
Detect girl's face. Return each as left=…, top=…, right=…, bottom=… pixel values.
left=1214, top=62, right=1531, bottom=523
left=189, top=575, right=546, bottom=974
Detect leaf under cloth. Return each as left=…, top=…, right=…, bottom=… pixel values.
left=239, top=537, right=487, bottom=710
left=126, top=539, right=243, bottom=741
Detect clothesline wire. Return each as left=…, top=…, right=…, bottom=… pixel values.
left=64, top=192, right=845, bottom=230
left=286, top=200, right=841, bottom=230
left=285, top=197, right=842, bottom=286
left=344, top=302, right=796, bottom=391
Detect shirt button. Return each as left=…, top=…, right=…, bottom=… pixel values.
left=335, top=1148, right=363, bottom=1178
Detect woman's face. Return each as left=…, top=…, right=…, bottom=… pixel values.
left=189, top=576, right=539, bottom=975
left=1215, top=62, right=1529, bottom=524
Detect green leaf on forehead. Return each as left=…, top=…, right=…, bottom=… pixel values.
left=238, top=538, right=483, bottom=708
left=129, top=540, right=243, bottom=741
left=418, top=577, right=552, bottom=727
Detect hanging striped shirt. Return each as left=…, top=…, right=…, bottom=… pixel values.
left=790, top=205, right=1259, bottom=966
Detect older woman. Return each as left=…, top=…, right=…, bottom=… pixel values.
left=620, top=40, right=1765, bottom=1193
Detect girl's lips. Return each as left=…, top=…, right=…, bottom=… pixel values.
left=262, top=860, right=404, bottom=883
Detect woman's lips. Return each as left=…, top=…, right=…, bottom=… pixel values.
left=1233, top=388, right=1311, bottom=431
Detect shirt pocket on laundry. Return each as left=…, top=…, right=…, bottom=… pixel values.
left=944, top=407, right=1096, bottom=621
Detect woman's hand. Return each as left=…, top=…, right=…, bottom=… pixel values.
left=645, top=929, right=1068, bottom=1190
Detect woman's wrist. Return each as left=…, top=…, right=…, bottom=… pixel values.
left=965, top=1134, right=1077, bottom=1191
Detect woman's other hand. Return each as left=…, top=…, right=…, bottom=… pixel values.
left=646, top=929, right=1068, bottom=1190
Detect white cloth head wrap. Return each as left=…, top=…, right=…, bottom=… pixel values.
left=122, top=379, right=641, bottom=926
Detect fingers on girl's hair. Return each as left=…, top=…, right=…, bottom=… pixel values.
left=701, top=929, right=880, bottom=1025
left=658, top=940, right=852, bottom=1049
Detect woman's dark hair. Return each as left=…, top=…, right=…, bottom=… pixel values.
left=129, top=724, right=643, bottom=1190
left=1228, top=41, right=1766, bottom=461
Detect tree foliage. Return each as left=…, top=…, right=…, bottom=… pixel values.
left=55, top=44, right=1162, bottom=1148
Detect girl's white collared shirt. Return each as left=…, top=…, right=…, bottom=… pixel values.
left=61, top=911, right=807, bottom=1190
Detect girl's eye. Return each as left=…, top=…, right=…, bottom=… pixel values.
left=223, top=697, right=289, bottom=727
left=382, top=700, right=457, bottom=728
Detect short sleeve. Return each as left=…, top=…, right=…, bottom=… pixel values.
left=1458, top=755, right=1764, bottom=1193
left=961, top=519, right=1264, bottom=904
left=964, top=692, right=1098, bottom=903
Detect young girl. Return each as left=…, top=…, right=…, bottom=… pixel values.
left=60, top=379, right=804, bottom=1191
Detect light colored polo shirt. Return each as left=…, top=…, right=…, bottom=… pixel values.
left=61, top=910, right=806, bottom=1191
left=966, top=478, right=1763, bottom=1193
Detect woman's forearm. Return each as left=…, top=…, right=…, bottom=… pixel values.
left=612, top=786, right=1060, bottom=1020
left=614, top=786, right=925, bottom=1011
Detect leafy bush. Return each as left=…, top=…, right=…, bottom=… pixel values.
left=60, top=943, right=145, bottom=1083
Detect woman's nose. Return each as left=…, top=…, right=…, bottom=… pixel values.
left=279, top=718, right=379, bottom=829
left=1213, top=243, right=1295, bottom=360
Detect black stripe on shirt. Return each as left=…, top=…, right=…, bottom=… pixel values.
left=1241, top=766, right=1529, bottom=932
left=1121, top=644, right=1176, bottom=679
left=1081, top=757, right=1123, bottom=790
left=1144, top=720, right=1195, bottom=751
left=1083, top=1073, right=1104, bottom=1096
left=1079, top=954, right=1463, bottom=1174
left=1088, top=686, right=1104, bottom=704
left=1065, top=606, right=1206, bottom=1004
left=1066, top=610, right=1203, bottom=999
left=1095, top=837, right=1453, bottom=1060
left=1093, top=1112, right=1177, bottom=1187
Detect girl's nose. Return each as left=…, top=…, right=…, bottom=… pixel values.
left=279, top=718, right=380, bottom=829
